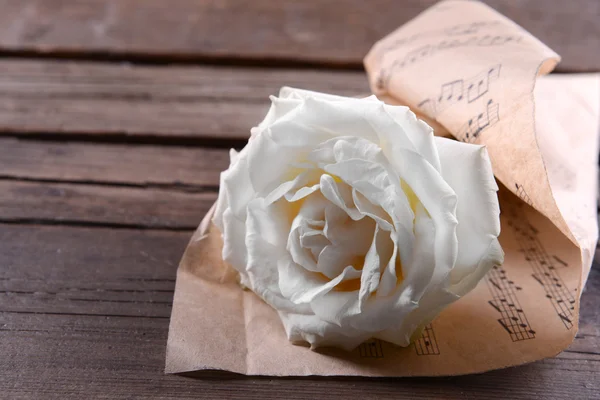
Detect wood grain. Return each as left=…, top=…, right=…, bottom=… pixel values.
left=0, top=137, right=228, bottom=187
left=0, top=0, right=597, bottom=72
left=0, top=59, right=368, bottom=140
left=0, top=180, right=215, bottom=229
left=0, top=223, right=598, bottom=399
left=0, top=224, right=187, bottom=317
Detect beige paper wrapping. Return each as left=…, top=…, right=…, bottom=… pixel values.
left=165, top=0, right=600, bottom=376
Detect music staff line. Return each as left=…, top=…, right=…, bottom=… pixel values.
left=507, top=204, right=576, bottom=329
left=485, top=265, right=535, bottom=341
left=515, top=183, right=533, bottom=206
left=414, top=324, right=440, bottom=355
left=377, top=34, right=521, bottom=90
left=419, top=64, right=501, bottom=118
left=376, top=20, right=503, bottom=62
left=357, top=323, right=440, bottom=358
left=457, top=99, right=500, bottom=143
left=359, top=339, right=384, bottom=358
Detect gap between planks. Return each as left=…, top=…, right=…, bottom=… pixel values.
left=0, top=58, right=369, bottom=141
left=0, top=179, right=217, bottom=230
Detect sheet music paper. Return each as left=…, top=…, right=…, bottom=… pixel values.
left=165, top=1, right=599, bottom=376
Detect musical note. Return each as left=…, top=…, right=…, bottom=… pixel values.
left=505, top=202, right=576, bottom=329
left=514, top=183, right=533, bottom=206
left=358, top=339, right=384, bottom=358
left=376, top=21, right=503, bottom=63
left=458, top=99, right=500, bottom=142
left=486, top=265, right=536, bottom=341
left=417, top=98, right=437, bottom=116
left=377, top=30, right=517, bottom=88
left=378, top=45, right=434, bottom=90
left=417, top=64, right=501, bottom=119
left=552, top=256, right=568, bottom=267
left=401, top=45, right=432, bottom=68
left=446, top=21, right=503, bottom=36
left=414, top=324, right=440, bottom=355
left=438, top=79, right=464, bottom=106
left=467, top=65, right=501, bottom=103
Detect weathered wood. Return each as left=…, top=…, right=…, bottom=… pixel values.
left=0, top=1, right=597, bottom=72
left=0, top=180, right=216, bottom=229
left=0, top=224, right=188, bottom=317
left=0, top=223, right=598, bottom=399
left=0, top=96, right=267, bottom=139
left=0, top=59, right=368, bottom=139
left=0, top=0, right=596, bottom=397
left=0, top=137, right=228, bottom=187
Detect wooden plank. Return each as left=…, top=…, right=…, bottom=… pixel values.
left=0, top=180, right=216, bottom=229
left=0, top=137, right=228, bottom=187
left=0, top=223, right=598, bottom=399
left=0, top=224, right=188, bottom=317
left=0, top=1, right=596, bottom=72
left=0, top=96, right=267, bottom=139
left=0, top=59, right=368, bottom=139
left=1, top=319, right=597, bottom=399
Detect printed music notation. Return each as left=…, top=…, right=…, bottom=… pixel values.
left=515, top=183, right=533, bottom=207
left=358, top=339, right=384, bottom=358
left=486, top=265, right=536, bottom=341
left=418, top=64, right=501, bottom=119
left=553, top=255, right=568, bottom=268
left=457, top=99, right=500, bottom=143
left=377, top=33, right=520, bottom=90
left=357, top=323, right=440, bottom=358
left=466, top=64, right=501, bottom=103
left=445, top=21, right=501, bottom=36
left=414, top=324, right=440, bottom=355
left=376, top=21, right=502, bottom=62
left=505, top=203, right=577, bottom=329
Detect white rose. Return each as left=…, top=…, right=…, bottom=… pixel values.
left=213, top=87, right=504, bottom=351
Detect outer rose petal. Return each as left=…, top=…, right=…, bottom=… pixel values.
left=387, top=140, right=503, bottom=339
left=433, top=137, right=504, bottom=292
left=252, top=96, right=302, bottom=136
left=381, top=104, right=441, bottom=172
left=245, top=198, right=312, bottom=314
left=215, top=146, right=255, bottom=221
left=278, top=311, right=372, bottom=351
left=279, top=86, right=380, bottom=104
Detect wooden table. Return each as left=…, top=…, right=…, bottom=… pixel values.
left=1, top=1, right=598, bottom=398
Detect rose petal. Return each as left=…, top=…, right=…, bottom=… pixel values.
left=252, top=95, right=303, bottom=137
left=248, top=130, right=308, bottom=198
left=390, top=148, right=459, bottom=285
left=323, top=159, right=415, bottom=271
left=221, top=208, right=248, bottom=272
left=352, top=190, right=393, bottom=231
left=288, top=218, right=319, bottom=272
left=381, top=104, right=441, bottom=172
left=278, top=311, right=370, bottom=351
left=319, top=175, right=364, bottom=220
left=269, top=98, right=380, bottom=147
left=217, top=146, right=255, bottom=221
left=279, top=86, right=380, bottom=105
left=381, top=203, right=436, bottom=301
left=434, top=137, right=503, bottom=290
left=245, top=199, right=311, bottom=314
left=310, top=290, right=361, bottom=326
left=279, top=257, right=362, bottom=304
left=359, top=225, right=393, bottom=305
left=264, top=168, right=321, bottom=205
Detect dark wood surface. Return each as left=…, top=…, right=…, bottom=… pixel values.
left=0, top=59, right=368, bottom=139
left=0, top=1, right=598, bottom=399
left=0, top=0, right=598, bottom=72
